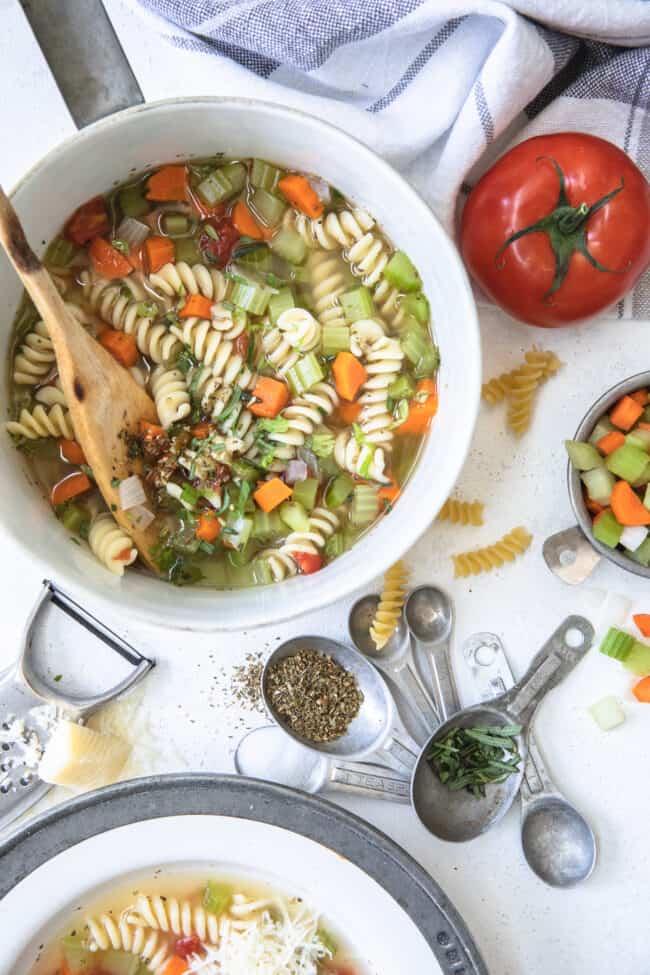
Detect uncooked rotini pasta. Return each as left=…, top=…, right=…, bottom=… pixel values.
left=5, top=403, right=73, bottom=440
left=452, top=526, right=532, bottom=578
left=370, top=560, right=409, bottom=650
left=148, top=261, right=226, bottom=301
left=150, top=364, right=191, bottom=428
left=85, top=914, right=170, bottom=973
left=482, top=347, right=563, bottom=436
left=438, top=497, right=485, bottom=526
left=88, top=514, right=138, bottom=575
left=481, top=368, right=520, bottom=406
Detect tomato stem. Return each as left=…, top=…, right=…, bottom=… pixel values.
left=494, top=157, right=627, bottom=301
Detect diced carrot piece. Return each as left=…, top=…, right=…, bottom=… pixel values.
left=585, top=497, right=604, bottom=516
left=146, top=165, right=189, bottom=202
left=196, top=510, right=222, bottom=542
left=191, top=422, right=213, bottom=439
left=332, top=352, right=367, bottom=402
left=89, top=237, right=133, bottom=279
left=596, top=431, right=625, bottom=455
left=336, top=401, right=361, bottom=424
left=59, top=438, right=86, bottom=465
left=277, top=174, right=324, bottom=219
left=99, top=328, right=139, bottom=367
left=638, top=423, right=650, bottom=431
left=254, top=477, right=293, bottom=513
left=232, top=199, right=270, bottom=240
left=64, top=196, right=110, bottom=246
left=51, top=472, right=92, bottom=506
left=128, top=243, right=144, bottom=271
left=249, top=377, right=290, bottom=418
left=396, top=379, right=438, bottom=435
left=632, top=676, right=650, bottom=703
left=610, top=480, right=650, bottom=526
left=162, top=958, right=190, bottom=975
left=180, top=294, right=214, bottom=320
left=116, top=545, right=135, bottom=561
left=610, top=394, right=644, bottom=431
left=139, top=420, right=165, bottom=439
left=633, top=614, right=650, bottom=638
left=145, top=235, right=175, bottom=273
left=630, top=389, right=649, bottom=406
left=378, top=480, right=401, bottom=503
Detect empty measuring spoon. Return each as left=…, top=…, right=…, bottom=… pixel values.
left=348, top=593, right=439, bottom=738
left=261, top=635, right=421, bottom=776
left=520, top=730, right=597, bottom=887
left=411, top=616, right=594, bottom=842
left=405, top=585, right=460, bottom=722
left=235, top=725, right=410, bottom=802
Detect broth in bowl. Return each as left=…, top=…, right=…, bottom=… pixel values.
left=4, top=156, right=438, bottom=589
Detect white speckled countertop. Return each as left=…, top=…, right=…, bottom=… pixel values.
left=0, top=2, right=648, bottom=971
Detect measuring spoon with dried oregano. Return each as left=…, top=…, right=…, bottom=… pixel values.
left=261, top=635, right=422, bottom=776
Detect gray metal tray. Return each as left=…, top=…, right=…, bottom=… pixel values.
left=0, top=774, right=487, bottom=975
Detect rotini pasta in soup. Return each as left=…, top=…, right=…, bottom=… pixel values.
left=28, top=871, right=364, bottom=974
left=5, top=156, right=439, bottom=589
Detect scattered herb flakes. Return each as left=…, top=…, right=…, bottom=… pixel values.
left=230, top=653, right=265, bottom=711
left=53, top=674, right=63, bottom=683
left=427, top=723, right=522, bottom=799
left=265, top=649, right=363, bottom=743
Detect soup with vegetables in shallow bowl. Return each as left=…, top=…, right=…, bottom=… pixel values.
left=6, top=156, right=439, bottom=590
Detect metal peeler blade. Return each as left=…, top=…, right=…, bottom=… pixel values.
left=0, top=580, right=154, bottom=832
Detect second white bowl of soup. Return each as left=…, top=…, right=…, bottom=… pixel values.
left=0, top=97, right=480, bottom=630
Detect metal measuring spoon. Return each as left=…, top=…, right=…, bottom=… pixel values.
left=520, top=731, right=597, bottom=886
left=405, top=585, right=460, bottom=722
left=411, top=616, right=594, bottom=842
left=234, top=725, right=410, bottom=803
left=261, top=635, right=421, bottom=776
left=348, top=594, right=439, bottom=738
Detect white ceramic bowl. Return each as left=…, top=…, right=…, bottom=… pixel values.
left=0, top=97, right=480, bottom=630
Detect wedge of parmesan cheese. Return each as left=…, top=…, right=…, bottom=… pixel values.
left=38, top=720, right=131, bottom=792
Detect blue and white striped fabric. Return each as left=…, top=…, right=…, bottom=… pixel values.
left=135, top=0, right=650, bottom=316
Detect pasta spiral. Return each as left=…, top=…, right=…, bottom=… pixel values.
left=261, top=507, right=340, bottom=581
left=452, top=527, right=532, bottom=578
left=481, top=369, right=519, bottom=406
left=438, top=497, right=485, bottom=526
left=86, top=914, right=170, bottom=973
left=35, top=380, right=67, bottom=408
left=258, top=382, right=338, bottom=468
left=306, top=251, right=349, bottom=328
left=507, top=355, right=556, bottom=437
left=150, top=365, right=191, bottom=428
left=12, top=305, right=91, bottom=385
left=126, top=893, right=220, bottom=945
left=334, top=431, right=388, bottom=484
left=261, top=307, right=321, bottom=377
left=357, top=333, right=403, bottom=447
left=88, top=514, right=138, bottom=576
left=148, top=261, right=226, bottom=301
left=171, top=319, right=254, bottom=389
left=5, top=404, right=73, bottom=440
left=370, top=560, right=409, bottom=650
left=291, top=208, right=375, bottom=251
left=482, top=347, right=562, bottom=420
left=81, top=271, right=181, bottom=364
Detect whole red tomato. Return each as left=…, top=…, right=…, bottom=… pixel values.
left=460, top=133, right=650, bottom=327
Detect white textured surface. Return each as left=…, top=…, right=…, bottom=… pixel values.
left=1, top=2, right=649, bottom=973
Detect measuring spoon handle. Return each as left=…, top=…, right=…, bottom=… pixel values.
left=423, top=637, right=460, bottom=722
left=521, top=729, right=557, bottom=805
left=390, top=662, right=440, bottom=736
left=374, top=728, right=420, bottom=776
left=327, top=761, right=410, bottom=802
left=498, top=616, right=594, bottom=726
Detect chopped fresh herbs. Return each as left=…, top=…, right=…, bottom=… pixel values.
left=111, top=238, right=130, bottom=254
left=427, top=723, right=523, bottom=799
left=176, top=346, right=199, bottom=375
left=136, top=301, right=158, bottom=318
left=111, top=477, right=122, bottom=488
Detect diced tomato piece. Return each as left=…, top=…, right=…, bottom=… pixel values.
left=64, top=196, right=110, bottom=246
left=174, top=935, right=203, bottom=958
left=198, top=217, right=240, bottom=268
left=291, top=551, right=322, bottom=574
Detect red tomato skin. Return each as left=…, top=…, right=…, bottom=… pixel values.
left=460, top=133, right=650, bottom=327
left=291, top=551, right=322, bottom=574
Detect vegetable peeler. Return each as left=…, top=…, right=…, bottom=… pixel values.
left=0, top=580, right=154, bottom=832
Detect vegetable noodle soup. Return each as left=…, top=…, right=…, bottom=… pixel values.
left=5, top=156, right=439, bottom=589
left=27, top=870, right=366, bottom=975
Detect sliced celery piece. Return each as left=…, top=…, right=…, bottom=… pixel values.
left=100, top=951, right=142, bottom=975
left=325, top=473, right=354, bottom=508
left=250, top=159, right=284, bottom=192
left=399, top=292, right=430, bottom=325
left=61, top=934, right=93, bottom=973
left=627, top=428, right=650, bottom=449
left=324, top=531, right=345, bottom=559
left=644, top=483, right=650, bottom=510
left=350, top=484, right=379, bottom=526
left=229, top=559, right=274, bottom=587
left=59, top=502, right=89, bottom=537
left=400, top=321, right=439, bottom=379
left=292, top=478, right=319, bottom=511
left=174, top=236, right=202, bottom=265
left=606, top=444, right=649, bottom=482
left=197, top=162, right=246, bottom=205
left=268, top=287, right=295, bottom=326
left=630, top=535, right=650, bottom=566
left=252, top=508, right=284, bottom=542
left=229, top=279, right=273, bottom=315
left=119, top=185, right=149, bottom=218
left=388, top=374, right=416, bottom=401
left=592, top=509, right=622, bottom=547
left=340, top=286, right=375, bottom=324
left=317, top=929, right=338, bottom=957
left=203, top=880, right=234, bottom=914
left=286, top=353, right=324, bottom=395
left=600, top=627, right=634, bottom=660
left=565, top=440, right=603, bottom=471
left=632, top=460, right=650, bottom=487
left=232, top=458, right=260, bottom=482
left=251, top=187, right=287, bottom=227
left=383, top=250, right=421, bottom=292
left=269, top=227, right=307, bottom=264
left=223, top=514, right=253, bottom=551
left=162, top=213, right=190, bottom=236
left=237, top=245, right=273, bottom=271
left=623, top=641, right=650, bottom=677
left=322, top=325, right=350, bottom=356
left=279, top=500, right=310, bottom=533
left=45, top=236, right=78, bottom=267
left=589, top=696, right=625, bottom=731
left=581, top=468, right=615, bottom=505
left=588, top=417, right=615, bottom=446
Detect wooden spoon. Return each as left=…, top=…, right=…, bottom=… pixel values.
left=0, top=187, right=161, bottom=572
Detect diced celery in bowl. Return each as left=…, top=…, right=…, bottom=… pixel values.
left=565, top=386, right=650, bottom=564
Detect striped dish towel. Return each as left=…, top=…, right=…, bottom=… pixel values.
left=133, top=0, right=650, bottom=316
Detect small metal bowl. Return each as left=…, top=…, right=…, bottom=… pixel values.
left=544, top=370, right=650, bottom=583
left=261, top=635, right=397, bottom=760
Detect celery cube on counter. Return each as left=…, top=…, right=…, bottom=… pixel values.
left=589, top=696, right=625, bottom=731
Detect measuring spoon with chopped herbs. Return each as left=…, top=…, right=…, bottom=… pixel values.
left=411, top=616, right=594, bottom=842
